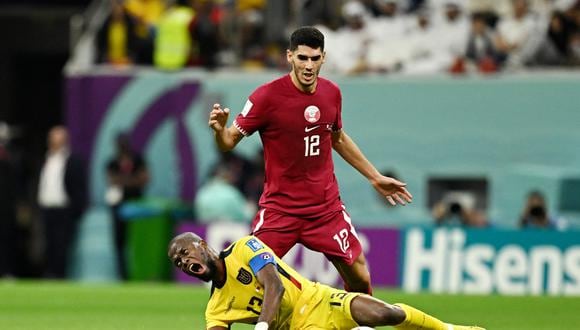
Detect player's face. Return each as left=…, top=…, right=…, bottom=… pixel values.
left=170, top=242, right=216, bottom=282
left=287, top=45, right=325, bottom=92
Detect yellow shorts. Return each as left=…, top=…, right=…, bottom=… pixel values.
left=290, top=283, right=362, bottom=329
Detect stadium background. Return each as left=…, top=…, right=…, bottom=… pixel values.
left=1, top=0, right=580, bottom=329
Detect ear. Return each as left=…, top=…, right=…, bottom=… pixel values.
left=322, top=51, right=326, bottom=64
left=286, top=49, right=292, bottom=64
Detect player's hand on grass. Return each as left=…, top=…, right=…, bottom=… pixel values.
left=209, top=103, right=230, bottom=132
left=372, top=176, right=413, bottom=206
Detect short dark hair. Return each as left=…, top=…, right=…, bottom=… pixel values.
left=289, top=26, right=325, bottom=51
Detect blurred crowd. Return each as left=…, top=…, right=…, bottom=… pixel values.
left=96, top=0, right=580, bottom=73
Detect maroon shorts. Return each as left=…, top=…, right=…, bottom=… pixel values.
left=250, top=207, right=363, bottom=265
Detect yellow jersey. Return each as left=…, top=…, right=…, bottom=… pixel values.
left=205, top=236, right=315, bottom=329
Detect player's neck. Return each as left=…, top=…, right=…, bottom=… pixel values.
left=213, top=259, right=227, bottom=287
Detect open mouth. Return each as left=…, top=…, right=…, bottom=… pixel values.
left=188, top=264, right=196, bottom=273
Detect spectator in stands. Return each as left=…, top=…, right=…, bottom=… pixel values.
left=519, top=190, right=567, bottom=230
left=464, top=11, right=505, bottom=73
left=194, top=163, right=254, bottom=224
left=324, top=0, right=373, bottom=74
left=37, top=126, right=87, bottom=278
left=154, top=0, right=194, bottom=70
left=234, top=0, right=268, bottom=68
left=495, top=0, right=546, bottom=69
left=367, top=0, right=408, bottom=42
left=123, top=0, right=165, bottom=64
left=97, top=0, right=141, bottom=65
left=298, top=0, right=344, bottom=29
left=397, top=5, right=444, bottom=74
left=125, top=0, right=166, bottom=27
left=436, top=1, right=470, bottom=60
left=533, top=10, right=578, bottom=65
left=106, top=132, right=149, bottom=280
left=189, top=0, right=224, bottom=69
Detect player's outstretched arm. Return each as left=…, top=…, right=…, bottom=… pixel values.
left=331, top=130, right=413, bottom=206
left=254, top=264, right=285, bottom=329
left=209, top=103, right=244, bottom=151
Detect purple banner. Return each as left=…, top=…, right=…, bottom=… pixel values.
left=173, top=223, right=400, bottom=287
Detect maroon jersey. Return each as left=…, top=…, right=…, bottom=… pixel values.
left=233, top=74, right=344, bottom=217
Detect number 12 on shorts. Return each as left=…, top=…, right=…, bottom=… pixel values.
left=333, top=228, right=350, bottom=253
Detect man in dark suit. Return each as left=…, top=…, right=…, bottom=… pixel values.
left=37, top=126, right=87, bottom=278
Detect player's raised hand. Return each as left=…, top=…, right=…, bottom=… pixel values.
left=209, top=103, right=230, bottom=132
left=372, top=176, right=413, bottom=206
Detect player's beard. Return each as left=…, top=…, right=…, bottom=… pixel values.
left=198, top=257, right=218, bottom=282
left=292, top=63, right=318, bottom=89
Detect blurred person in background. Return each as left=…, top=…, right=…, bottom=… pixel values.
left=463, top=11, right=505, bottom=73
left=519, top=190, right=567, bottom=230
left=434, top=1, right=470, bottom=68
left=495, top=0, right=546, bottom=69
left=37, top=126, right=87, bottom=279
left=106, top=132, right=149, bottom=280
left=189, top=0, right=225, bottom=69
left=97, top=0, right=142, bottom=66
left=208, top=26, right=412, bottom=295
left=0, top=122, right=18, bottom=278
left=533, top=7, right=580, bottom=65
left=124, top=0, right=166, bottom=64
left=432, top=192, right=489, bottom=228
left=154, top=0, right=194, bottom=70
left=194, top=162, right=255, bottom=224
left=232, top=0, right=268, bottom=68
left=367, top=0, right=409, bottom=42
left=323, top=0, right=373, bottom=74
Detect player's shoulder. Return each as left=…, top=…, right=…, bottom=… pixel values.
left=318, top=76, right=341, bottom=98
left=317, top=76, right=340, bottom=90
left=236, top=235, right=269, bottom=254
left=254, top=75, right=288, bottom=93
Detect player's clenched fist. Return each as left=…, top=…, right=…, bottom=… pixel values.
left=208, top=103, right=230, bottom=132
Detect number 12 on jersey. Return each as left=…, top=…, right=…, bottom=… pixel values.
left=304, top=135, right=320, bottom=157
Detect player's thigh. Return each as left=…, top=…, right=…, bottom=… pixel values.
left=250, top=208, right=301, bottom=257
left=301, top=209, right=363, bottom=265
left=292, top=286, right=361, bottom=329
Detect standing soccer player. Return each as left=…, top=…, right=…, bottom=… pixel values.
left=208, top=26, right=412, bottom=294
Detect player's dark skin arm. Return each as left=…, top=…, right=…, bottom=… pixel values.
left=255, top=263, right=286, bottom=327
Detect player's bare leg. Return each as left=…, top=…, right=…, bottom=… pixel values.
left=331, top=252, right=372, bottom=294
left=350, top=295, right=486, bottom=330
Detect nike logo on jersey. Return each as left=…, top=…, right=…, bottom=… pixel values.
left=305, top=125, right=319, bottom=133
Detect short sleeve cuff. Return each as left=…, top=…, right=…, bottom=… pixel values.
left=233, top=120, right=249, bottom=136
left=249, top=252, right=276, bottom=274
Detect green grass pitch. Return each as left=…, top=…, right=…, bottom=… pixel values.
left=1, top=280, right=579, bottom=329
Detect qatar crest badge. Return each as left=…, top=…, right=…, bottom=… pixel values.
left=304, top=105, right=321, bottom=123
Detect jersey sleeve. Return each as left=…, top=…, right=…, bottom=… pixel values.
left=206, top=318, right=228, bottom=329
left=238, top=236, right=276, bottom=275
left=232, top=86, right=269, bottom=136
